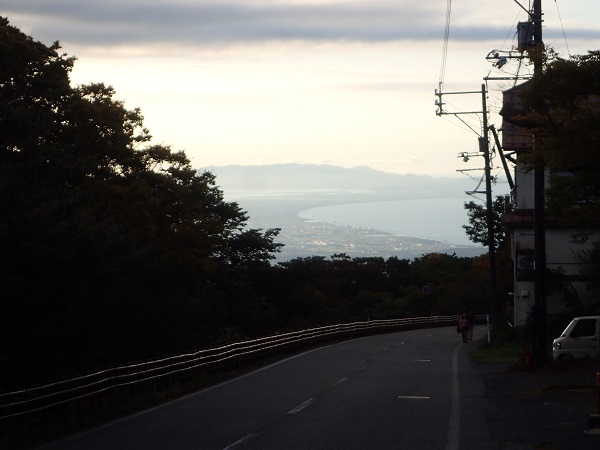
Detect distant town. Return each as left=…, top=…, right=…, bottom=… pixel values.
left=212, top=164, right=491, bottom=261
left=246, top=213, right=485, bottom=262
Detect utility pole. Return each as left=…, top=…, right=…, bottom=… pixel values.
left=435, top=84, right=497, bottom=327
left=480, top=84, right=497, bottom=322
left=532, top=0, right=547, bottom=364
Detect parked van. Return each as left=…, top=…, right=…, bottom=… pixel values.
left=552, top=316, right=600, bottom=360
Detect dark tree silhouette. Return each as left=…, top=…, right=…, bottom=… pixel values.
left=0, top=17, right=282, bottom=386
left=462, top=195, right=509, bottom=250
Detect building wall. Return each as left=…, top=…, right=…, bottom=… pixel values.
left=508, top=161, right=597, bottom=329
left=501, top=82, right=599, bottom=332
left=511, top=224, right=596, bottom=328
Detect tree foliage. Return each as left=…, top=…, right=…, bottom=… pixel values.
left=0, top=17, right=282, bottom=385
left=274, top=253, right=489, bottom=322
left=462, top=195, right=509, bottom=250
left=516, top=50, right=600, bottom=233
left=507, top=49, right=600, bottom=302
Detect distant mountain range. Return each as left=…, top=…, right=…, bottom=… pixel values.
left=204, top=163, right=481, bottom=195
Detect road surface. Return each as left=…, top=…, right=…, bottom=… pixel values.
left=41, top=326, right=493, bottom=449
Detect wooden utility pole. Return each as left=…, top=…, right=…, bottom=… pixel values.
left=481, top=85, right=497, bottom=323
left=435, top=84, right=497, bottom=331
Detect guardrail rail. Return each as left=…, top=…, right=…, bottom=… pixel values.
left=0, top=315, right=465, bottom=425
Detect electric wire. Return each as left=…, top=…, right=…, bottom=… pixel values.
left=554, top=0, right=571, bottom=56
left=486, top=9, right=523, bottom=80
left=435, top=0, right=504, bottom=196
left=439, top=0, right=452, bottom=87
left=437, top=87, right=484, bottom=137
left=441, top=102, right=482, bottom=135
left=513, top=56, right=524, bottom=87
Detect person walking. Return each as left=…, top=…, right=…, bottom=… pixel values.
left=458, top=313, right=469, bottom=343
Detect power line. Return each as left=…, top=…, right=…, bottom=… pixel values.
left=439, top=0, right=452, bottom=86
left=554, top=0, right=571, bottom=56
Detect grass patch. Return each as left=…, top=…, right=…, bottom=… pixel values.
left=469, top=338, right=524, bottom=365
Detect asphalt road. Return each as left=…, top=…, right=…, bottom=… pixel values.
left=41, top=326, right=494, bottom=450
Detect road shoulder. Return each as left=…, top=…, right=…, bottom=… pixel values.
left=473, top=358, right=599, bottom=449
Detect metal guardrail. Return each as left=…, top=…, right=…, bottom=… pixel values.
left=0, top=315, right=460, bottom=422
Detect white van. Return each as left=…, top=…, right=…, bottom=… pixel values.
left=552, top=316, right=600, bottom=360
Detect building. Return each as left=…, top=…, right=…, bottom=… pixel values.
left=500, top=82, right=598, bottom=334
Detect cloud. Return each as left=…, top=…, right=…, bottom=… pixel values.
left=1, top=0, right=551, bottom=49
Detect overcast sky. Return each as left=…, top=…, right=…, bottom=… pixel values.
left=2, top=1, right=600, bottom=177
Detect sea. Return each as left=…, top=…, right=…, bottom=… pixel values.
left=297, top=197, right=473, bottom=245
left=224, top=188, right=484, bottom=257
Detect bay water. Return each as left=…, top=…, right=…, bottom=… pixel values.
left=298, top=197, right=474, bottom=245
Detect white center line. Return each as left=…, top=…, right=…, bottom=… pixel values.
left=331, top=378, right=348, bottom=387
left=222, top=433, right=258, bottom=450
left=287, top=398, right=316, bottom=415
left=397, top=395, right=431, bottom=400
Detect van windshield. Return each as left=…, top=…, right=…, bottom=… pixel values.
left=570, top=318, right=597, bottom=338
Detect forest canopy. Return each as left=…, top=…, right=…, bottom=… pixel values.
left=0, top=17, right=284, bottom=385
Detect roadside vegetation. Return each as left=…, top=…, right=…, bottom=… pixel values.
left=469, top=315, right=525, bottom=366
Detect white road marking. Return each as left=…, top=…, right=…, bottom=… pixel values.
left=413, top=359, right=432, bottom=362
left=397, top=395, right=431, bottom=400
left=331, top=378, right=348, bottom=387
left=446, top=342, right=461, bottom=450
left=287, top=398, right=316, bottom=415
left=222, top=433, right=258, bottom=449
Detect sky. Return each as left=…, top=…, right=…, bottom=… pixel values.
left=2, top=1, right=600, bottom=178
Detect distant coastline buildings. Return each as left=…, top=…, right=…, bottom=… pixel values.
left=270, top=219, right=485, bottom=262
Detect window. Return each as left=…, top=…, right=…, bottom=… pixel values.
left=572, top=319, right=597, bottom=338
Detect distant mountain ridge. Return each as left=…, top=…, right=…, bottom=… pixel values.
left=205, top=163, right=476, bottom=194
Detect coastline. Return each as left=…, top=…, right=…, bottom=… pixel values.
left=297, top=197, right=473, bottom=246
left=228, top=191, right=485, bottom=262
